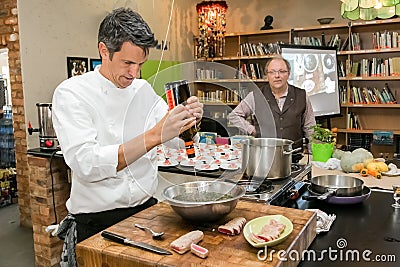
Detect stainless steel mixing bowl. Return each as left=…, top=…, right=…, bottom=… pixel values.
left=162, top=180, right=245, bottom=222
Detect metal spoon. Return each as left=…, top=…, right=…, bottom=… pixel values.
left=134, top=223, right=164, bottom=239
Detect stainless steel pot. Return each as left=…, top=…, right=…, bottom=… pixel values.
left=241, top=138, right=302, bottom=180
left=36, top=103, right=56, bottom=138
left=31, top=103, right=59, bottom=150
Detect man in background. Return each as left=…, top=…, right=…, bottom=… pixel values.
left=228, top=56, right=315, bottom=159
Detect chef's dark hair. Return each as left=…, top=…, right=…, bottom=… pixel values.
left=264, top=56, right=291, bottom=73
left=98, top=8, right=158, bottom=59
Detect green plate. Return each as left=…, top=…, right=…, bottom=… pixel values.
left=243, top=215, right=294, bottom=248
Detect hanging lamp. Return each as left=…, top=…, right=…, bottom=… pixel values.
left=196, top=1, right=228, bottom=58
left=341, top=0, right=400, bottom=20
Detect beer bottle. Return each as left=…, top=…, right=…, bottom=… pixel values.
left=165, top=80, right=197, bottom=158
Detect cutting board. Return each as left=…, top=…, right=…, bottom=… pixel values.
left=76, top=201, right=316, bottom=267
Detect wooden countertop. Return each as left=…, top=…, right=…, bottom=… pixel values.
left=76, top=201, right=317, bottom=267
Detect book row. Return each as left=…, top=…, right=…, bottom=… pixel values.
left=290, top=30, right=399, bottom=51
left=338, top=57, right=400, bottom=77
left=339, top=84, right=397, bottom=104
left=239, top=42, right=281, bottom=57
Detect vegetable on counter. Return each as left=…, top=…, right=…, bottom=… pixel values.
left=340, top=148, right=374, bottom=173
left=359, top=161, right=388, bottom=179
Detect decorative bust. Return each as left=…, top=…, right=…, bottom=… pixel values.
left=260, top=15, right=273, bottom=30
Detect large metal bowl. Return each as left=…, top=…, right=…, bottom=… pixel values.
left=162, top=180, right=245, bottom=222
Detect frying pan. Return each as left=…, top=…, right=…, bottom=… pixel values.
left=309, top=175, right=364, bottom=200
left=302, top=185, right=371, bottom=205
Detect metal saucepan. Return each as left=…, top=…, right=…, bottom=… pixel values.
left=308, top=175, right=364, bottom=200
left=303, top=185, right=371, bottom=204
left=241, top=138, right=302, bottom=180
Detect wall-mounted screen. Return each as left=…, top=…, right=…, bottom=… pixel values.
left=280, top=44, right=340, bottom=117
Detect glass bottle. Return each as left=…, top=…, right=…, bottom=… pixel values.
left=165, top=80, right=197, bottom=158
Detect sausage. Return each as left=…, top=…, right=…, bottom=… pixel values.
left=218, top=217, right=247, bottom=235
left=170, top=230, right=204, bottom=254
left=190, top=243, right=209, bottom=258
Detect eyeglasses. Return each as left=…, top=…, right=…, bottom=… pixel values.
left=267, top=70, right=289, bottom=75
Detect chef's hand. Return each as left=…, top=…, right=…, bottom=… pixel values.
left=156, top=104, right=197, bottom=143
left=185, top=96, right=203, bottom=123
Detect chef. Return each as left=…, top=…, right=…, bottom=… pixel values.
left=52, top=8, right=203, bottom=266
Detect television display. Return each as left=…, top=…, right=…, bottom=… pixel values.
left=280, top=44, right=340, bottom=117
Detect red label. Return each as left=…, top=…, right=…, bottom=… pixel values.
left=165, top=89, right=176, bottom=110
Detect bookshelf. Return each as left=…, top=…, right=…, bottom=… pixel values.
left=335, top=18, right=400, bottom=157
left=194, top=19, right=400, bottom=156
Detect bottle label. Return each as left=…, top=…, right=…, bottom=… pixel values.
left=184, top=140, right=195, bottom=158
left=165, top=89, right=176, bottom=110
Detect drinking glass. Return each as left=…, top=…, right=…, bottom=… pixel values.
left=392, top=185, right=400, bottom=208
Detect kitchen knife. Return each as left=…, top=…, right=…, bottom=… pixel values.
left=101, top=231, right=172, bottom=255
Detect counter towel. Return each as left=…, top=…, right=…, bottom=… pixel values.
left=54, top=214, right=77, bottom=267
left=312, top=158, right=341, bottom=170
left=306, top=209, right=336, bottom=234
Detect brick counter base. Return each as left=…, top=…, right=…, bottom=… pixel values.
left=28, top=155, right=70, bottom=267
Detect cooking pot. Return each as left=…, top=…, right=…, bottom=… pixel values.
left=241, top=138, right=302, bottom=180
left=308, top=175, right=364, bottom=200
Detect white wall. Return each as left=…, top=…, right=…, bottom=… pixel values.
left=225, top=0, right=345, bottom=32
left=18, top=0, right=193, bottom=148
left=17, top=0, right=344, bottom=148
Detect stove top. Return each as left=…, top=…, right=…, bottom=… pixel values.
left=239, top=163, right=312, bottom=205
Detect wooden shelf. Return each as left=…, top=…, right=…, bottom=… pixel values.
left=224, top=28, right=291, bottom=37
left=337, top=129, right=400, bottom=135
left=293, top=23, right=348, bottom=32
left=339, top=76, right=400, bottom=81
left=194, top=79, right=268, bottom=83
left=341, top=104, right=400, bottom=108
left=209, top=55, right=277, bottom=61
left=350, top=17, right=400, bottom=27
left=338, top=47, right=400, bottom=55
left=200, top=101, right=240, bottom=106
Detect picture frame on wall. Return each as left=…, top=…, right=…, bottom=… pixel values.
left=67, top=57, right=89, bottom=78
left=90, top=58, right=102, bottom=71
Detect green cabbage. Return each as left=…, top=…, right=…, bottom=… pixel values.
left=340, top=148, right=373, bottom=173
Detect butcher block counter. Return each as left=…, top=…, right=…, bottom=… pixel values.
left=76, top=201, right=317, bottom=267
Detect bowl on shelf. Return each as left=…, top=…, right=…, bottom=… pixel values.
left=162, top=180, right=245, bottom=222
left=317, top=17, right=334, bottom=24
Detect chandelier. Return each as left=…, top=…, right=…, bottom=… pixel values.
left=341, top=0, right=400, bottom=20
left=196, top=1, right=228, bottom=58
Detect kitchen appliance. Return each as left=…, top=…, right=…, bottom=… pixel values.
left=239, top=163, right=312, bottom=206
left=28, top=103, right=59, bottom=150
left=241, top=138, right=302, bottom=180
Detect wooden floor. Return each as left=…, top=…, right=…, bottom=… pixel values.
left=0, top=203, right=35, bottom=267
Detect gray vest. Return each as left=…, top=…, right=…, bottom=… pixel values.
left=254, top=84, right=306, bottom=149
